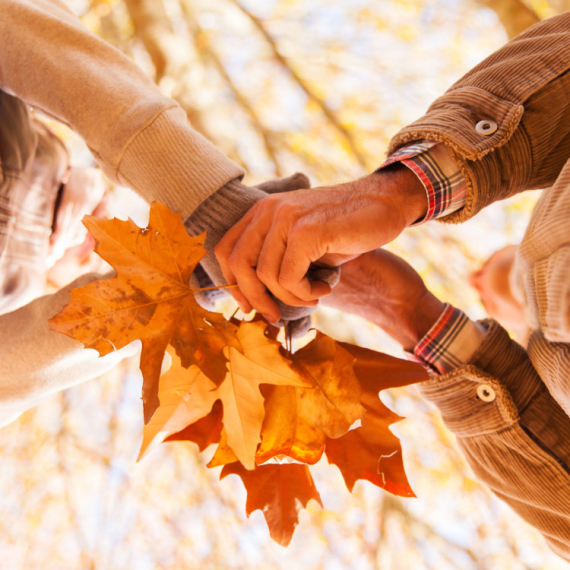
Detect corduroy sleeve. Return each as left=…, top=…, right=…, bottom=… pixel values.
left=419, top=320, right=570, bottom=561
left=0, top=0, right=244, bottom=219
left=388, top=13, right=570, bottom=223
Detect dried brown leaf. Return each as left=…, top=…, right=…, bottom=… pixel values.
left=221, top=462, right=322, bottom=546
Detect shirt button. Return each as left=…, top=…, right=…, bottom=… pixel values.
left=475, top=120, right=498, bottom=136
left=477, top=384, right=496, bottom=402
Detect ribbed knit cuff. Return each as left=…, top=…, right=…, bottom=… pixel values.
left=184, top=179, right=265, bottom=257
left=117, top=106, right=245, bottom=220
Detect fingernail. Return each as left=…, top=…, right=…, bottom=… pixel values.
left=262, top=313, right=278, bottom=324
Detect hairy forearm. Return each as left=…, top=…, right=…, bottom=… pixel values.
left=360, top=162, right=428, bottom=230
left=323, top=250, right=444, bottom=351
left=325, top=286, right=443, bottom=350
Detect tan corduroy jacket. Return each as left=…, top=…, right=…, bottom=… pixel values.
left=2, top=1, right=570, bottom=559
left=389, top=13, right=570, bottom=561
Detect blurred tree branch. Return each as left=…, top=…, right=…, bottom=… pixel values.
left=122, top=0, right=245, bottom=165
left=180, top=0, right=283, bottom=176
left=480, top=0, right=540, bottom=38
left=228, top=0, right=368, bottom=171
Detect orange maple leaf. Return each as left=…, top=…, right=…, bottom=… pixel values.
left=139, top=320, right=312, bottom=469
left=256, top=331, right=365, bottom=465
left=164, top=400, right=224, bottom=452
left=48, top=200, right=430, bottom=547
left=325, top=344, right=428, bottom=497
left=48, top=202, right=238, bottom=422
left=221, top=461, right=322, bottom=547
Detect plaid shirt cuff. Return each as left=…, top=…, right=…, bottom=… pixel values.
left=379, top=141, right=466, bottom=224
left=409, top=304, right=487, bottom=375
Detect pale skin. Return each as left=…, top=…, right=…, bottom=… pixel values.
left=215, top=163, right=428, bottom=324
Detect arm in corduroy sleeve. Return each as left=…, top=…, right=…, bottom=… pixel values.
left=388, top=13, right=570, bottom=223
left=419, top=320, right=570, bottom=562
left=324, top=248, right=570, bottom=562
left=0, top=0, right=244, bottom=219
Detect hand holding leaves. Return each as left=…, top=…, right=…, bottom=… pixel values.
left=48, top=201, right=428, bottom=546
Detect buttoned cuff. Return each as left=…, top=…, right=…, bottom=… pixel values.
left=386, top=87, right=531, bottom=224
left=418, top=320, right=542, bottom=438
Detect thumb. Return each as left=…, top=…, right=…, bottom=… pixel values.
left=255, top=172, right=310, bottom=194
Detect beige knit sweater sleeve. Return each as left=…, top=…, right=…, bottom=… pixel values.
left=0, top=0, right=244, bottom=220
left=0, top=273, right=140, bottom=428
left=0, top=0, right=246, bottom=424
left=388, top=13, right=570, bottom=223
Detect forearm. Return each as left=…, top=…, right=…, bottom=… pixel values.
left=329, top=258, right=570, bottom=559
left=0, top=0, right=243, bottom=218
left=323, top=249, right=444, bottom=351
left=360, top=163, right=428, bottom=231
left=0, top=273, right=138, bottom=427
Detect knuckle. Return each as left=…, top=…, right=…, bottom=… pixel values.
left=258, top=194, right=279, bottom=212
left=227, top=253, right=241, bottom=273
left=213, top=241, right=226, bottom=260
left=256, top=266, right=273, bottom=285
left=277, top=272, right=291, bottom=288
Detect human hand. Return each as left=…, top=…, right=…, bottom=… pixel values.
left=214, top=163, right=427, bottom=324
left=49, top=167, right=107, bottom=266
left=322, top=248, right=444, bottom=351
left=185, top=173, right=339, bottom=337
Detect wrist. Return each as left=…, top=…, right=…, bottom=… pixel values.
left=399, top=292, right=445, bottom=351
left=368, top=163, right=428, bottom=228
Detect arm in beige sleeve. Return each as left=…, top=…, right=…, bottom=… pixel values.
left=0, top=273, right=140, bottom=427
left=419, top=320, right=570, bottom=562
left=0, top=0, right=244, bottom=219
left=388, top=13, right=570, bottom=223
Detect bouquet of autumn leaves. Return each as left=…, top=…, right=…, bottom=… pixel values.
left=48, top=202, right=428, bottom=546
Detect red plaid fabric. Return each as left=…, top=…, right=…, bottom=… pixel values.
left=408, top=304, right=486, bottom=375
left=380, top=141, right=466, bottom=223
left=380, top=141, right=485, bottom=374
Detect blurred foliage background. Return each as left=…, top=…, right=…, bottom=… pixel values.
left=1, top=0, right=569, bottom=568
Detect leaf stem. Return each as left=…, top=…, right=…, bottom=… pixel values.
left=192, top=283, right=238, bottom=293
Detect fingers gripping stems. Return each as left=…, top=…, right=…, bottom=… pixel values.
left=186, top=172, right=340, bottom=337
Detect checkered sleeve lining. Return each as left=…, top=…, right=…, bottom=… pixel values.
left=410, top=303, right=487, bottom=375
left=379, top=141, right=467, bottom=224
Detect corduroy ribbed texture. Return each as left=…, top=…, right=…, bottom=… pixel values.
left=388, top=13, right=570, bottom=223
left=420, top=320, right=570, bottom=561
left=458, top=424, right=570, bottom=559
left=388, top=25, right=570, bottom=558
